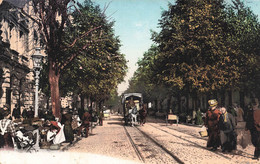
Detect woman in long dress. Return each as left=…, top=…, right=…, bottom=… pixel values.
left=61, top=109, right=74, bottom=144
left=219, top=107, right=237, bottom=152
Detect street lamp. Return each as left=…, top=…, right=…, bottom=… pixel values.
left=32, top=47, right=43, bottom=118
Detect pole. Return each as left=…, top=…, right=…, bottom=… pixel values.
left=34, top=70, right=40, bottom=118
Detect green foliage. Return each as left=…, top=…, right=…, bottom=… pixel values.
left=60, top=0, right=127, bottom=102
left=130, top=0, right=260, bottom=108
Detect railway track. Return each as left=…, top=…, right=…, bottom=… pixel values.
left=147, top=123, right=231, bottom=160
left=123, top=126, right=145, bottom=163
left=123, top=125, right=185, bottom=164
left=150, top=122, right=251, bottom=157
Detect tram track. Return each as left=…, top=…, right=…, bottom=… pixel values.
left=124, top=125, right=185, bottom=164
left=151, top=122, right=251, bottom=157
left=134, top=126, right=185, bottom=164
left=123, top=126, right=145, bottom=163
left=147, top=123, right=233, bottom=160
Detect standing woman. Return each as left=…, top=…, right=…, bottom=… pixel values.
left=61, top=108, right=74, bottom=144
left=219, top=107, right=237, bottom=152
left=205, top=99, right=221, bottom=151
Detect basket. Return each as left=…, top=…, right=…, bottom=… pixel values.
left=199, top=131, right=208, bottom=137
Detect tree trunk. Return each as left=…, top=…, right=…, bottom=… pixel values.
left=239, top=91, right=245, bottom=109
left=167, top=95, right=172, bottom=113
left=154, top=99, right=158, bottom=112
left=49, top=63, right=61, bottom=118
left=80, top=94, right=85, bottom=111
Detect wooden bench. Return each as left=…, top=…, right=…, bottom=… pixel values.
left=166, top=114, right=179, bottom=126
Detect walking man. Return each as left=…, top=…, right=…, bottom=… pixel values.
left=205, top=99, right=221, bottom=151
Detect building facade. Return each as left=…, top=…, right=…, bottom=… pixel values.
left=0, top=0, right=41, bottom=113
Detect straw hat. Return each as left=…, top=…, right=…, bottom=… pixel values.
left=208, top=99, right=218, bottom=107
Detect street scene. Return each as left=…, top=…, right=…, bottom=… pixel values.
left=0, top=0, right=260, bottom=163
left=0, top=114, right=258, bottom=164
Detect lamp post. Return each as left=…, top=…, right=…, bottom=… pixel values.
left=32, top=47, right=43, bottom=118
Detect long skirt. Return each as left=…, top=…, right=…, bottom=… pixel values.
left=250, top=130, right=260, bottom=157
left=63, top=124, right=74, bottom=143
left=0, top=133, right=14, bottom=150
left=220, top=130, right=237, bottom=151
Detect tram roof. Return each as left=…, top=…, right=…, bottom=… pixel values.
left=122, top=93, right=142, bottom=103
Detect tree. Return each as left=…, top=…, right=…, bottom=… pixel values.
left=153, top=0, right=241, bottom=96
left=57, top=0, right=127, bottom=112
left=22, top=0, right=111, bottom=117
left=225, top=0, right=260, bottom=99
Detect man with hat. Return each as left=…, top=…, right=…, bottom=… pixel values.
left=205, top=99, right=221, bottom=151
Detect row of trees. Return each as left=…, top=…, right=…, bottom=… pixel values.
left=127, top=0, right=260, bottom=112
left=23, top=0, right=127, bottom=117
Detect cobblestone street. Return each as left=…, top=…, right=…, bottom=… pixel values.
left=0, top=114, right=258, bottom=164
left=66, top=115, right=258, bottom=164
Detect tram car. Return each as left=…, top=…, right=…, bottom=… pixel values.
left=122, top=93, right=143, bottom=125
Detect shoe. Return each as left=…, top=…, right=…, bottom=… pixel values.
left=211, top=148, right=217, bottom=151
left=252, top=156, right=259, bottom=160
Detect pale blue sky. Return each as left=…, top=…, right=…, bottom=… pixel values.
left=79, top=0, right=260, bottom=94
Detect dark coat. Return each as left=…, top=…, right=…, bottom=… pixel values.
left=61, top=113, right=74, bottom=142
left=219, top=112, right=237, bottom=151
left=12, top=107, right=21, bottom=119
left=254, top=110, right=260, bottom=132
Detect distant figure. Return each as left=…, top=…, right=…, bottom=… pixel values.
left=12, top=104, right=21, bottom=119
left=205, top=99, right=221, bottom=151
left=27, top=106, right=34, bottom=118
left=77, top=111, right=91, bottom=138
left=195, top=108, right=203, bottom=125
left=98, top=111, right=103, bottom=126
left=139, top=104, right=147, bottom=126
left=44, top=110, right=55, bottom=121
left=219, top=107, right=237, bottom=152
left=0, top=105, right=11, bottom=120
left=130, top=106, right=138, bottom=126
left=61, top=108, right=74, bottom=144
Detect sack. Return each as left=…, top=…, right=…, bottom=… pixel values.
left=238, top=130, right=251, bottom=149
left=53, top=125, right=66, bottom=144
left=199, top=126, right=208, bottom=137
left=50, top=144, right=60, bottom=150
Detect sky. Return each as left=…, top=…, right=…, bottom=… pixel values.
left=80, top=0, right=260, bottom=95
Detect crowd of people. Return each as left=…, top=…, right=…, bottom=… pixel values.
left=0, top=104, right=103, bottom=150
left=0, top=100, right=259, bottom=160
left=205, top=99, right=260, bottom=160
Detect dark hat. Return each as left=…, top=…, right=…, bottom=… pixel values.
left=2, top=110, right=10, bottom=117
left=3, top=104, right=9, bottom=109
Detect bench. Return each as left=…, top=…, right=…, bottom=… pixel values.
left=166, top=114, right=179, bottom=126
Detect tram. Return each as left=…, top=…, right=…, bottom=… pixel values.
left=122, top=93, right=143, bottom=125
